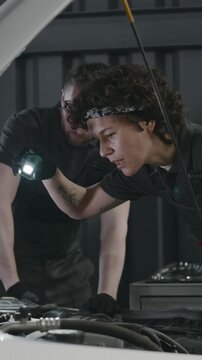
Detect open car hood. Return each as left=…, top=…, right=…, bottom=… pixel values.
left=0, top=0, right=73, bottom=76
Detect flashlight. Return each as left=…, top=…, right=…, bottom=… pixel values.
left=13, top=150, right=43, bottom=180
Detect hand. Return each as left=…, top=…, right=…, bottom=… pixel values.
left=6, top=281, right=40, bottom=304
left=85, top=293, right=119, bottom=317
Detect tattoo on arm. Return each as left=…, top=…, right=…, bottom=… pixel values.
left=57, top=186, right=80, bottom=206
left=57, top=185, right=123, bottom=214
left=99, top=199, right=124, bottom=213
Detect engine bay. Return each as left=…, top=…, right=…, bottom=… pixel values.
left=1, top=296, right=202, bottom=356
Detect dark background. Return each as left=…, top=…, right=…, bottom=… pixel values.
left=1, top=0, right=202, bottom=307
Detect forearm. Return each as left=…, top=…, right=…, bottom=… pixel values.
left=98, top=202, right=129, bottom=299
left=43, top=169, right=119, bottom=219
left=43, top=169, right=86, bottom=218
left=0, top=206, right=19, bottom=289
left=98, top=250, right=125, bottom=299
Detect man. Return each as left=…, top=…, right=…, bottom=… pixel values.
left=42, top=63, right=202, bottom=250
left=0, top=63, right=130, bottom=315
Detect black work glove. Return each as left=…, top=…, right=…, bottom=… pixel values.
left=12, top=150, right=56, bottom=180
left=85, top=293, right=119, bottom=317
left=6, top=282, right=40, bottom=304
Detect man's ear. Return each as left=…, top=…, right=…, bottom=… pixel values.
left=139, top=120, right=155, bottom=132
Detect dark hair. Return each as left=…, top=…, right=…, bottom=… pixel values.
left=64, top=63, right=109, bottom=90
left=71, top=63, right=187, bottom=144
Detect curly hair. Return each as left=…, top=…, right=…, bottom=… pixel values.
left=64, top=63, right=109, bottom=89
left=71, top=63, right=187, bottom=144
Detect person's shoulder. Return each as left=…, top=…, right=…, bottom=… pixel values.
left=6, top=104, right=58, bottom=128
left=91, top=153, right=116, bottom=173
left=189, top=123, right=202, bottom=146
left=2, top=108, right=34, bottom=132
left=189, top=122, right=202, bottom=134
left=17, top=104, right=58, bottom=121
left=6, top=107, right=41, bottom=125
left=188, top=123, right=202, bottom=171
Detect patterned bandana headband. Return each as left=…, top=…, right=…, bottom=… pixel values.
left=84, top=105, right=145, bottom=120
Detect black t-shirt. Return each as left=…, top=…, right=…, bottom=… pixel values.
left=0, top=105, right=115, bottom=257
